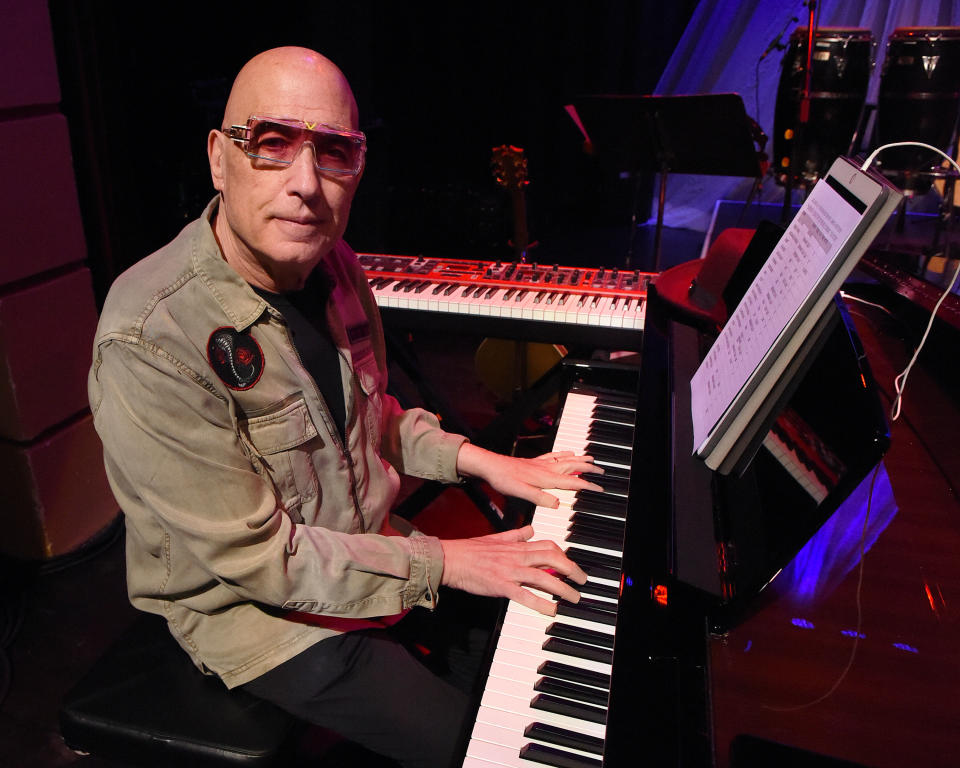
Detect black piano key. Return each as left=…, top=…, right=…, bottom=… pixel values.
left=534, top=676, right=609, bottom=707
left=565, top=546, right=622, bottom=571
left=585, top=442, right=632, bottom=466
left=515, top=290, right=528, bottom=302
left=546, top=621, right=615, bottom=649
left=537, top=661, right=610, bottom=690
left=579, top=473, right=629, bottom=495
left=576, top=562, right=621, bottom=582
left=519, top=743, right=602, bottom=768
left=568, top=515, right=626, bottom=538
left=572, top=491, right=627, bottom=515
left=472, top=285, right=486, bottom=298
left=587, top=421, right=633, bottom=445
left=568, top=515, right=625, bottom=538
left=570, top=507, right=626, bottom=526
left=530, top=693, right=607, bottom=725
left=556, top=601, right=618, bottom=626
left=443, top=283, right=458, bottom=295
left=523, top=723, right=604, bottom=756
left=591, top=390, right=637, bottom=409
left=543, top=637, right=612, bottom=665
left=391, top=279, right=409, bottom=292
left=570, top=501, right=626, bottom=522
left=590, top=406, right=634, bottom=426
left=565, top=530, right=623, bottom=550
left=402, top=280, right=418, bottom=292
left=484, top=286, right=498, bottom=299
left=460, top=285, right=473, bottom=297
left=413, top=281, right=430, bottom=293
left=563, top=576, right=620, bottom=601
left=503, top=287, right=517, bottom=300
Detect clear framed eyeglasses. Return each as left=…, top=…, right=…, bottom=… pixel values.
left=222, top=116, right=366, bottom=175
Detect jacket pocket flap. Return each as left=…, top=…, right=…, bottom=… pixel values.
left=245, top=396, right=318, bottom=454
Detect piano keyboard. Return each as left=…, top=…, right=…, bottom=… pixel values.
left=463, top=387, right=636, bottom=768
left=359, top=253, right=653, bottom=350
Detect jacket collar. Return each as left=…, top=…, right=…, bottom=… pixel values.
left=191, top=196, right=271, bottom=332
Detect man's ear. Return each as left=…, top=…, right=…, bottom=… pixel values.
left=208, top=129, right=226, bottom=192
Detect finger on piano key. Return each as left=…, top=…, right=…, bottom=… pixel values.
left=506, top=598, right=616, bottom=636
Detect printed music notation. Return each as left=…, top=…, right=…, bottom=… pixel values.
left=690, top=157, right=901, bottom=472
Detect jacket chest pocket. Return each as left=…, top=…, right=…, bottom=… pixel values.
left=242, top=396, right=322, bottom=517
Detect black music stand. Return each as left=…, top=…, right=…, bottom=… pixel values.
left=572, top=93, right=764, bottom=270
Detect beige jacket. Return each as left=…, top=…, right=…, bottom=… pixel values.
left=89, top=198, right=466, bottom=687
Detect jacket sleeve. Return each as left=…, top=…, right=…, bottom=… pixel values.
left=90, top=337, right=443, bottom=619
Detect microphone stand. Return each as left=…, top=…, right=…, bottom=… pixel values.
left=783, top=0, right=818, bottom=223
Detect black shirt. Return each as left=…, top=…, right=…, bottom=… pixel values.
left=254, top=270, right=347, bottom=441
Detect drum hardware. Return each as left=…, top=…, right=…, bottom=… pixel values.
left=773, top=26, right=875, bottom=191
left=875, top=27, right=960, bottom=194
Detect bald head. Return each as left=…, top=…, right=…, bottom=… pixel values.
left=222, top=47, right=359, bottom=131
left=208, top=47, right=362, bottom=293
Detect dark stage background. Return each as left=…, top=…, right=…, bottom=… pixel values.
left=50, top=1, right=699, bottom=307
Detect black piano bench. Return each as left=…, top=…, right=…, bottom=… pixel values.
left=59, top=613, right=300, bottom=767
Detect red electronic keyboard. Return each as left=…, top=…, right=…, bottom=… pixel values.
left=359, top=253, right=656, bottom=350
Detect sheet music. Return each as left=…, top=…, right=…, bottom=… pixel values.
left=690, top=177, right=867, bottom=452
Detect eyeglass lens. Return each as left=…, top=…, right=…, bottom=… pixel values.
left=248, top=120, right=361, bottom=172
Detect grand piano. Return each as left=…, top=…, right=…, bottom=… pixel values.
left=365, top=246, right=960, bottom=768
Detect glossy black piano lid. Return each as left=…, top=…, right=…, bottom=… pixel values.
left=603, top=291, right=890, bottom=767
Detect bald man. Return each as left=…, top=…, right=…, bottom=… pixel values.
left=89, top=47, right=600, bottom=768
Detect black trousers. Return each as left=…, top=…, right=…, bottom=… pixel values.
left=242, top=589, right=498, bottom=768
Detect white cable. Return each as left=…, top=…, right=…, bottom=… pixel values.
left=860, top=141, right=960, bottom=176
left=889, top=257, right=960, bottom=422
left=858, top=142, right=960, bottom=422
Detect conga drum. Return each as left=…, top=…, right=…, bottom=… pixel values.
left=877, top=27, right=960, bottom=192
left=774, top=28, right=874, bottom=186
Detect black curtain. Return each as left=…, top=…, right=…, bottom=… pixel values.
left=50, top=0, right=698, bottom=304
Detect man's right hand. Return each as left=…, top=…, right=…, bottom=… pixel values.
left=439, top=525, right=588, bottom=615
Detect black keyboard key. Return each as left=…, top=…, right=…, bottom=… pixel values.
left=557, top=601, right=618, bottom=626
left=565, top=530, right=622, bottom=550
left=520, top=742, right=602, bottom=768
left=568, top=521, right=625, bottom=544
left=534, top=676, right=609, bottom=707
left=537, top=660, right=610, bottom=690
left=585, top=442, right=632, bottom=466
left=531, top=693, right=607, bottom=725
left=565, top=547, right=622, bottom=570
left=567, top=577, right=620, bottom=600
left=572, top=492, right=627, bottom=516
left=590, top=405, right=634, bottom=426
left=546, top=621, right=615, bottom=649
left=523, top=723, right=604, bottom=756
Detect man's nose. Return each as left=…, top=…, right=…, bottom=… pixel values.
left=285, top=141, right=324, bottom=194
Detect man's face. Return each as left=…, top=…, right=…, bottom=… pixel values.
left=208, top=54, right=362, bottom=291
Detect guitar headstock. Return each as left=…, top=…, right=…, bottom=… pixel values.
left=491, top=144, right=529, bottom=191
